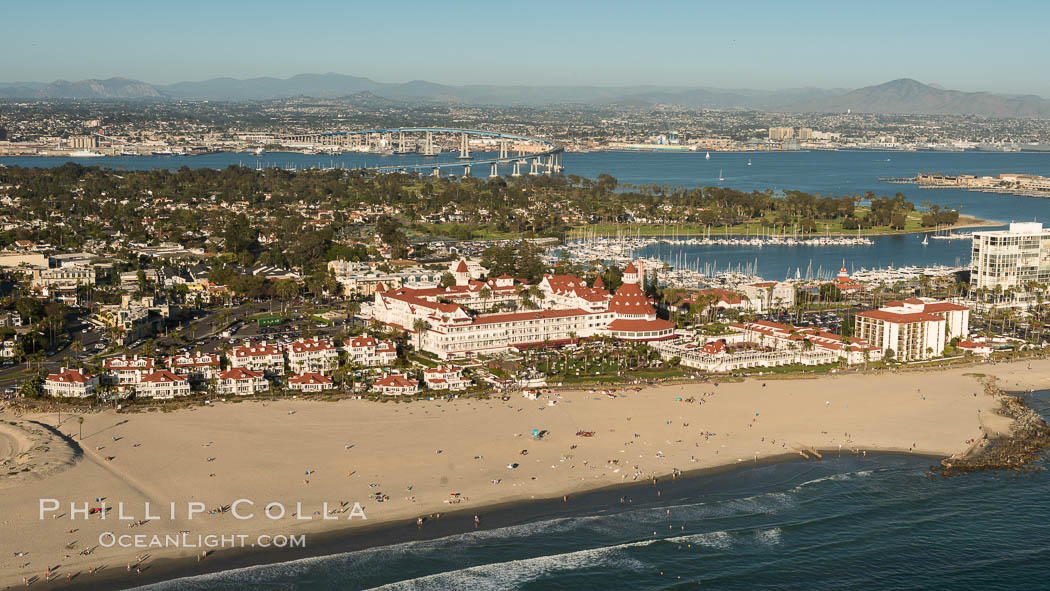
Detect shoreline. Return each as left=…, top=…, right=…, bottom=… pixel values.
left=570, top=214, right=1001, bottom=239
left=51, top=449, right=943, bottom=591
left=2, top=359, right=1042, bottom=590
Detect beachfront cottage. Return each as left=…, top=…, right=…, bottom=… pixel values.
left=101, top=355, right=155, bottom=387
left=165, top=351, right=220, bottom=382
left=371, top=375, right=419, bottom=395
left=229, top=342, right=285, bottom=376
left=285, top=338, right=338, bottom=374
left=216, top=367, right=269, bottom=396
left=957, top=340, right=993, bottom=356
left=44, top=368, right=99, bottom=398
left=343, top=336, right=398, bottom=367
left=135, top=370, right=191, bottom=399
left=423, top=365, right=471, bottom=391
left=287, top=372, right=335, bottom=392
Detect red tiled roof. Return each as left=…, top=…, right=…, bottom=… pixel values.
left=349, top=336, right=377, bottom=348
left=103, top=356, right=154, bottom=370
left=375, top=375, right=418, bottom=388
left=608, top=283, right=654, bottom=315
left=624, top=262, right=637, bottom=274
left=288, top=372, right=333, bottom=385
left=471, top=308, right=593, bottom=326
left=46, top=368, right=94, bottom=383
left=139, top=370, right=186, bottom=383
left=856, top=310, right=944, bottom=323
left=167, top=354, right=220, bottom=368
left=701, top=340, right=727, bottom=354
left=287, top=338, right=333, bottom=353
left=698, top=288, right=745, bottom=305
left=232, top=344, right=281, bottom=357
left=922, top=302, right=970, bottom=312
left=456, top=260, right=469, bottom=273
left=218, top=367, right=265, bottom=380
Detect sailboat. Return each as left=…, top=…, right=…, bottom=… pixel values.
left=705, top=152, right=710, bottom=160
left=921, top=235, right=929, bottom=246
left=718, top=168, right=725, bottom=182
left=747, top=158, right=752, bottom=166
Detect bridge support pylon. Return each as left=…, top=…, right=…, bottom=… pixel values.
left=529, top=158, right=539, bottom=176
left=489, top=162, right=499, bottom=178
left=432, top=167, right=441, bottom=178
left=499, top=139, right=508, bottom=159
left=458, top=133, right=471, bottom=159
left=463, top=164, right=471, bottom=177
left=511, top=160, right=521, bottom=177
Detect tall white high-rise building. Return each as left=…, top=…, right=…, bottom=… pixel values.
left=970, top=222, right=1050, bottom=303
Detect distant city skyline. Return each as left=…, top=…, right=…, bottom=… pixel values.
left=4, top=0, right=1050, bottom=96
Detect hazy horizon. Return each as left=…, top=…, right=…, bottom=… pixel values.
left=3, top=0, right=1049, bottom=96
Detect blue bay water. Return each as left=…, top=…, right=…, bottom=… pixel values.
left=137, top=391, right=1050, bottom=591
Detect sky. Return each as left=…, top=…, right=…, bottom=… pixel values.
left=3, top=0, right=1049, bottom=95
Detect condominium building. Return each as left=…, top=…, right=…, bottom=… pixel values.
left=854, top=300, right=960, bottom=361
left=971, top=222, right=1050, bottom=303
left=165, top=352, right=221, bottom=382
left=343, top=336, right=398, bottom=367
left=44, top=368, right=99, bottom=398
left=740, top=281, right=796, bottom=312
left=287, top=372, right=335, bottom=392
left=285, top=338, right=338, bottom=374
left=230, top=342, right=285, bottom=375
left=372, top=374, right=420, bottom=395
left=768, top=126, right=795, bottom=140
left=216, top=368, right=269, bottom=396
left=135, top=370, right=191, bottom=399
left=101, top=355, right=155, bottom=386
left=422, top=365, right=471, bottom=391
left=879, top=298, right=970, bottom=343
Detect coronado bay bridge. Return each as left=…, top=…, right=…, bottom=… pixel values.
left=275, top=127, right=564, bottom=177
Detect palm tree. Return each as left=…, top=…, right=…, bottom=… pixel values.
left=275, top=280, right=299, bottom=314
left=411, top=318, right=429, bottom=351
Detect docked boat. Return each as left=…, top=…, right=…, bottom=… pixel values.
left=151, top=149, right=175, bottom=156
left=69, top=150, right=103, bottom=157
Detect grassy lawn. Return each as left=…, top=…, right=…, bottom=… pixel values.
left=411, top=223, right=547, bottom=241
left=573, top=208, right=982, bottom=238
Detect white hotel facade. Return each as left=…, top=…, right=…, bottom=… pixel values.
left=971, top=222, right=1050, bottom=305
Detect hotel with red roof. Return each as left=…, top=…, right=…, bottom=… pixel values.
left=372, top=259, right=675, bottom=359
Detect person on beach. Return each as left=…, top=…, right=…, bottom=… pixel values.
left=474, top=515, right=480, bottom=528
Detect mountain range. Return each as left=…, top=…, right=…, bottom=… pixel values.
left=2, top=74, right=1049, bottom=117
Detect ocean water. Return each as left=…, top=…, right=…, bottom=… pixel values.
left=6, top=149, right=1049, bottom=277
left=135, top=389, right=1050, bottom=590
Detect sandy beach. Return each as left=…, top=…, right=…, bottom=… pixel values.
left=0, top=358, right=1044, bottom=589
